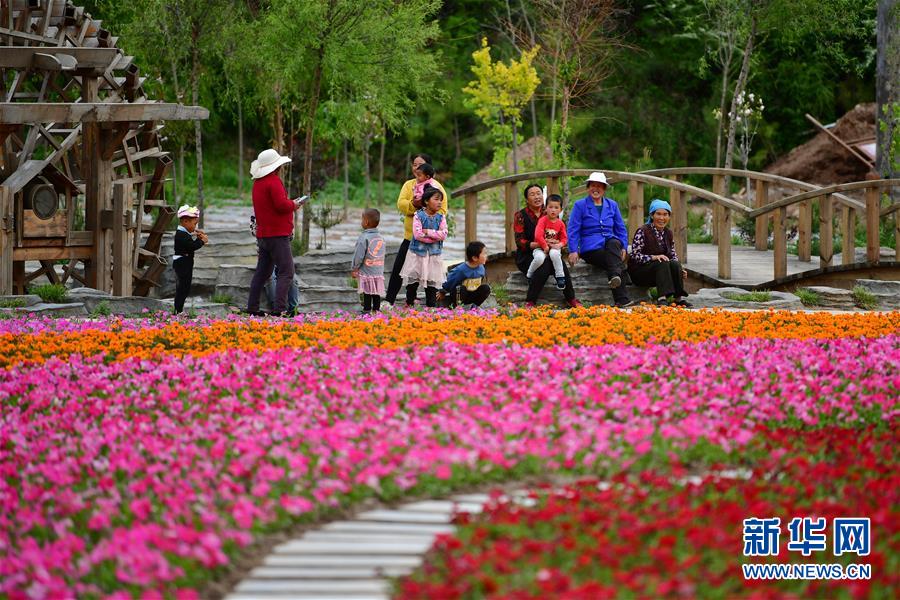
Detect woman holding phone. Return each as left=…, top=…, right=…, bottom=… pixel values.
left=246, top=148, right=305, bottom=316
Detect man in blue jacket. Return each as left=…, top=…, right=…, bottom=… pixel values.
left=566, top=171, right=633, bottom=307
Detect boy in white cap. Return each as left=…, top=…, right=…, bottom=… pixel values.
left=173, top=205, right=208, bottom=314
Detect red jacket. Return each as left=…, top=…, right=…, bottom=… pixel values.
left=534, top=215, right=567, bottom=252
left=252, top=172, right=295, bottom=237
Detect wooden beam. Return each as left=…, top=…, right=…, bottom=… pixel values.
left=464, top=191, right=477, bottom=247
left=840, top=206, right=856, bottom=267
left=773, top=206, right=787, bottom=280
left=866, top=183, right=881, bottom=263
left=101, top=122, right=132, bottom=160
left=111, top=182, right=131, bottom=295
left=12, top=245, right=93, bottom=261
left=819, top=194, right=834, bottom=268
left=669, top=175, right=686, bottom=264
left=504, top=181, right=518, bottom=253
left=0, top=186, right=12, bottom=294
left=32, top=52, right=78, bottom=71
left=805, top=113, right=874, bottom=169
left=798, top=200, right=812, bottom=262
left=717, top=206, right=732, bottom=279
left=546, top=176, right=559, bottom=197
left=0, top=102, right=209, bottom=123
left=754, top=179, right=769, bottom=251
left=627, top=180, right=643, bottom=239
left=1, top=126, right=80, bottom=193
left=712, top=175, right=725, bottom=245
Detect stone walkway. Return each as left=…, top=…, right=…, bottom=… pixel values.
left=225, top=494, right=497, bottom=600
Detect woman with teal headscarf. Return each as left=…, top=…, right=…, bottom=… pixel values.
left=628, top=199, right=691, bottom=307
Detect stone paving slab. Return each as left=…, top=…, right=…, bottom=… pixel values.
left=321, top=521, right=454, bottom=535
left=353, top=509, right=453, bottom=524
left=274, top=539, right=432, bottom=555
left=399, top=500, right=485, bottom=513
left=234, top=579, right=389, bottom=594
left=249, top=566, right=413, bottom=579
left=263, top=555, right=421, bottom=568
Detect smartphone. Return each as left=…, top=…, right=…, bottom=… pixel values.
left=295, top=195, right=310, bottom=206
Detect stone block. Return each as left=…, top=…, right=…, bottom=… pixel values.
left=0, top=294, right=42, bottom=308
left=802, top=286, right=856, bottom=310
left=18, top=302, right=89, bottom=316
left=81, top=296, right=170, bottom=316
left=853, top=279, right=900, bottom=309
left=691, top=287, right=803, bottom=310
left=504, top=262, right=650, bottom=307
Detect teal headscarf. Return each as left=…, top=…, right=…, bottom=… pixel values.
left=646, top=199, right=672, bottom=224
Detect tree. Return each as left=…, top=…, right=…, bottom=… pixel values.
left=463, top=38, right=540, bottom=174
left=876, top=0, right=899, bottom=181
left=258, top=0, right=441, bottom=253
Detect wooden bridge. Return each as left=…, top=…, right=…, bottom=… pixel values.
left=453, top=168, right=900, bottom=290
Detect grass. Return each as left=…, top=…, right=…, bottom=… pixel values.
left=851, top=286, right=879, bottom=310
left=90, top=300, right=112, bottom=317
left=722, top=290, right=772, bottom=303
left=794, top=288, right=821, bottom=307
left=492, top=283, right=510, bottom=307
left=210, top=292, right=233, bottom=305
left=29, top=283, right=68, bottom=303
left=0, top=298, right=26, bottom=308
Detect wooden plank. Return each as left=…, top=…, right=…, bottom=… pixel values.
left=773, top=206, right=787, bottom=280
left=1, top=126, right=80, bottom=193
left=865, top=184, right=880, bottom=263
left=798, top=200, right=812, bottom=262
left=754, top=179, right=769, bottom=250
left=0, top=102, right=209, bottom=123
left=627, top=180, right=643, bottom=239
left=12, top=245, right=92, bottom=260
left=841, top=206, right=856, bottom=267
left=0, top=186, right=12, bottom=294
left=38, top=260, right=60, bottom=284
left=464, top=191, right=477, bottom=246
left=23, top=210, right=66, bottom=237
left=147, top=154, right=172, bottom=201
left=139, top=205, right=174, bottom=261
left=111, top=182, right=131, bottom=295
left=101, top=122, right=132, bottom=160
left=717, top=206, right=731, bottom=279
left=711, top=175, right=724, bottom=245
left=669, top=175, right=686, bottom=264
left=819, top=194, right=834, bottom=268
left=546, top=176, right=559, bottom=198
left=132, top=181, right=144, bottom=270
left=504, top=181, right=517, bottom=253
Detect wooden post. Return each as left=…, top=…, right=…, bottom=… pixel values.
left=627, top=180, right=643, bottom=240
left=111, top=182, right=132, bottom=295
left=464, top=191, right=478, bottom=246
left=840, top=205, right=856, bottom=267
left=717, top=206, right=732, bottom=279
left=754, top=179, right=769, bottom=250
left=773, top=206, right=787, bottom=280
left=711, top=175, right=725, bottom=245
left=669, top=175, right=687, bottom=264
left=504, top=181, right=518, bottom=253
left=865, top=183, right=881, bottom=263
left=819, top=194, right=833, bottom=268
left=547, top=176, right=560, bottom=198
left=0, top=186, right=12, bottom=295
left=798, top=200, right=812, bottom=262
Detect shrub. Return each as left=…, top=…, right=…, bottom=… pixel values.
left=90, top=301, right=112, bottom=317
left=210, top=292, right=233, bottom=305
left=0, top=298, right=26, bottom=308
left=794, top=288, right=820, bottom=307
left=852, top=286, right=879, bottom=310
left=29, top=283, right=67, bottom=303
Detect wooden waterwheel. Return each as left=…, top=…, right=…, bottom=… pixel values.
left=0, top=0, right=208, bottom=296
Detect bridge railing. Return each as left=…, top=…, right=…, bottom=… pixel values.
left=451, top=167, right=900, bottom=281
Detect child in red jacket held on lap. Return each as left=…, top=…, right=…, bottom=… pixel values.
left=526, top=194, right=568, bottom=289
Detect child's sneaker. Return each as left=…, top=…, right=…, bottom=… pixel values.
left=608, top=275, right=622, bottom=289
left=555, top=276, right=566, bottom=290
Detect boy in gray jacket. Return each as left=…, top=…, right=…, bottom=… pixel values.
left=351, top=208, right=387, bottom=312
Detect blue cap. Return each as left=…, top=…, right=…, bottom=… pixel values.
left=646, top=199, right=672, bottom=223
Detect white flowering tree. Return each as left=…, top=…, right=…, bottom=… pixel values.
left=733, top=91, right=764, bottom=196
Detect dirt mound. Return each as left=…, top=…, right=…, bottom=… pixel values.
left=765, top=103, right=876, bottom=185
left=459, top=136, right=553, bottom=190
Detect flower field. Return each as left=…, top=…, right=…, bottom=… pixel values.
left=0, top=307, right=898, bottom=598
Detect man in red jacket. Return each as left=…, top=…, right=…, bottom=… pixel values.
left=247, top=149, right=304, bottom=316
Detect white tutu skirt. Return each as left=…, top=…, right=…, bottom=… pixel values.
left=358, top=275, right=384, bottom=295
left=400, top=253, right=446, bottom=288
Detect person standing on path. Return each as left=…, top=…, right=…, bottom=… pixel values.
left=567, top=172, right=633, bottom=308
left=246, top=149, right=306, bottom=316
left=514, top=184, right=580, bottom=308
left=384, top=153, right=448, bottom=309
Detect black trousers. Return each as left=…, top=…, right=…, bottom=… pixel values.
left=173, top=257, right=193, bottom=314
left=580, top=238, right=629, bottom=304
left=445, top=283, right=492, bottom=308
left=362, top=293, right=381, bottom=312
left=629, top=259, right=687, bottom=299
left=248, top=236, right=295, bottom=313
left=517, top=252, right=575, bottom=303
left=386, top=238, right=418, bottom=305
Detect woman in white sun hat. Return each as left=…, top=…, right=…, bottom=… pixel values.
left=246, top=148, right=306, bottom=316
left=566, top=171, right=634, bottom=307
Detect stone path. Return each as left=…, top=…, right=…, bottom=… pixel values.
left=225, top=494, right=498, bottom=600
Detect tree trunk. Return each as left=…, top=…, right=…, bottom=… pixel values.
left=715, top=57, right=732, bottom=168
left=343, top=138, right=349, bottom=214
left=237, top=95, right=244, bottom=199
left=191, top=26, right=204, bottom=228
left=379, top=124, right=386, bottom=205
left=273, top=83, right=285, bottom=154
left=178, top=146, right=184, bottom=199
left=300, top=57, right=324, bottom=253
left=876, top=0, right=899, bottom=181
left=363, top=133, right=371, bottom=204
left=511, top=117, right=519, bottom=174
left=560, top=86, right=571, bottom=198
left=171, top=148, right=178, bottom=203
left=453, top=116, right=461, bottom=161
left=723, top=18, right=756, bottom=195
left=530, top=96, right=538, bottom=141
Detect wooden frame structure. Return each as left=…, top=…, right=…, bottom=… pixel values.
left=0, top=0, right=208, bottom=296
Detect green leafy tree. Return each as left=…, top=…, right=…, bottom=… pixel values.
left=463, top=38, right=540, bottom=174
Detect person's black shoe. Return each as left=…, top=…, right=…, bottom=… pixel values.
left=245, top=309, right=268, bottom=317
left=555, top=276, right=566, bottom=290
left=675, top=298, right=693, bottom=308
left=615, top=299, right=637, bottom=308
left=608, top=275, right=622, bottom=289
